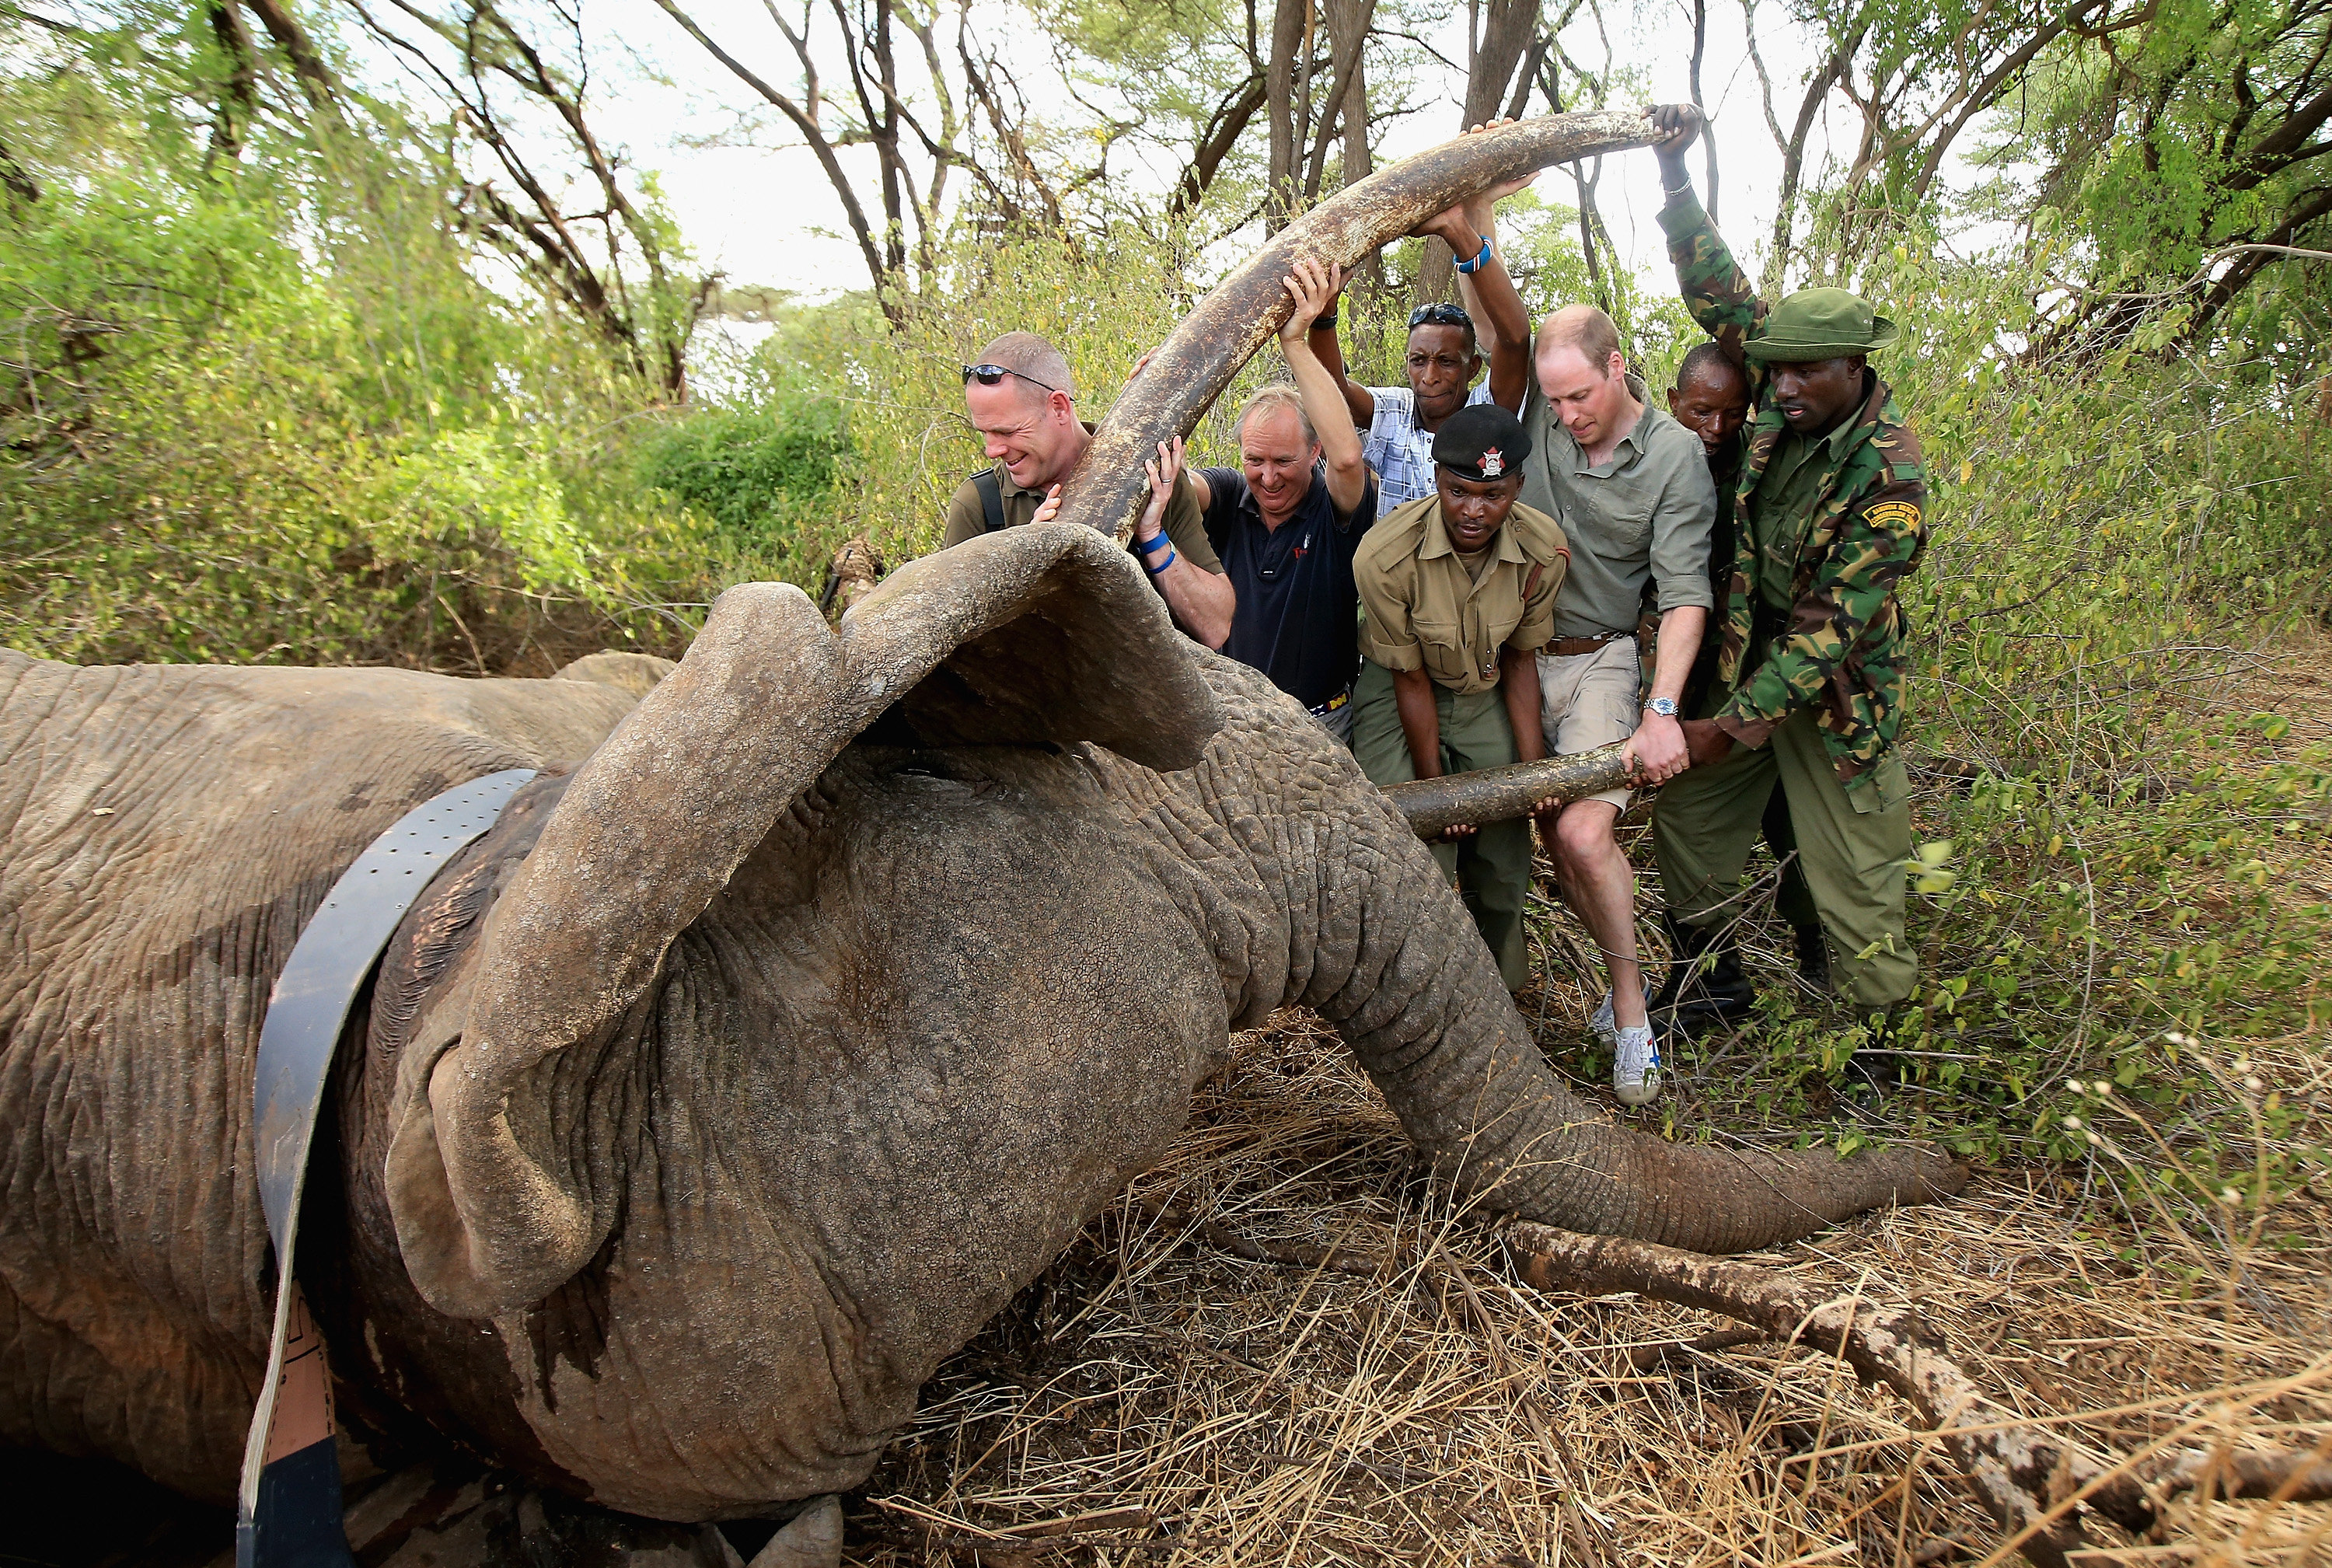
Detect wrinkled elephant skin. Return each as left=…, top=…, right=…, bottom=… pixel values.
left=0, top=526, right=1961, bottom=1521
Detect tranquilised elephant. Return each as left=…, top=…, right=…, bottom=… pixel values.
left=0, top=523, right=1961, bottom=1524
left=0, top=111, right=1965, bottom=1535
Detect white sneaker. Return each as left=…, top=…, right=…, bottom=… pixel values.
left=1590, top=991, right=1618, bottom=1049
left=1613, top=1023, right=1663, bottom=1106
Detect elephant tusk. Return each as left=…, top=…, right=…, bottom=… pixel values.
left=1056, top=109, right=1661, bottom=542
left=1380, top=742, right=1636, bottom=837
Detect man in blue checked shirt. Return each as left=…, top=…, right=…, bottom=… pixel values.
left=1308, top=165, right=1536, bottom=515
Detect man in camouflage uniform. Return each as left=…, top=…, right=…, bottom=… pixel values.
left=1645, top=103, right=1930, bottom=1018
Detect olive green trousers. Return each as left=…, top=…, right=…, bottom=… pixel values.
left=1652, top=707, right=1917, bottom=1006
left=1350, top=659, right=1535, bottom=990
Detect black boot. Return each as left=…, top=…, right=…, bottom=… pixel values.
left=1650, top=914, right=1755, bottom=1036
left=1793, top=924, right=1832, bottom=996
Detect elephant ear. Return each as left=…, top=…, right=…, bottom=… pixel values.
left=385, top=524, right=1224, bottom=1316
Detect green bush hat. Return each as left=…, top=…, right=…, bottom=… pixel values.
left=1744, top=286, right=1900, bottom=362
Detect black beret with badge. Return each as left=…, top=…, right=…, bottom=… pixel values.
left=1430, top=401, right=1531, bottom=484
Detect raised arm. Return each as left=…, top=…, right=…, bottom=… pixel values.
left=1436, top=123, right=1538, bottom=411
left=1278, top=260, right=1370, bottom=516
left=1307, top=300, right=1377, bottom=427
left=1648, top=103, right=1765, bottom=369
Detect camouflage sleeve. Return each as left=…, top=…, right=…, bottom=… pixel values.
left=1715, top=461, right=1928, bottom=746
left=1656, top=192, right=1765, bottom=370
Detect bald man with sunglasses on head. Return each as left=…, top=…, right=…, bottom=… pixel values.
left=943, top=330, right=1235, bottom=648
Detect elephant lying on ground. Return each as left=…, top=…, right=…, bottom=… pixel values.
left=0, top=525, right=1962, bottom=1522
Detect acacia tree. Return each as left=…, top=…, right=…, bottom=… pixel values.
left=2011, top=0, right=2332, bottom=354
left=349, top=0, right=707, bottom=396
left=1029, top=0, right=1279, bottom=225
left=651, top=0, right=1147, bottom=323
left=1733, top=0, right=2206, bottom=292
left=1728, top=0, right=2325, bottom=350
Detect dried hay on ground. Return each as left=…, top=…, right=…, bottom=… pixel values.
left=850, top=1011, right=2331, bottom=1567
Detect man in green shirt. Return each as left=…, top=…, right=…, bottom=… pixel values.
left=1665, top=344, right=1829, bottom=1015
left=1645, top=103, right=1932, bottom=1028
left=943, top=331, right=1235, bottom=648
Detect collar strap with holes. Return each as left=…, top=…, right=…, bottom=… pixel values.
left=236, top=768, right=539, bottom=1568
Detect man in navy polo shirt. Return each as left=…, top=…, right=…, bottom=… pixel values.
left=1183, top=259, right=1381, bottom=742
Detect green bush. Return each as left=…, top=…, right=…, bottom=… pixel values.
left=0, top=19, right=710, bottom=672
left=637, top=395, right=851, bottom=554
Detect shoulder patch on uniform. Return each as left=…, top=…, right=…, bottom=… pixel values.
left=1862, top=499, right=1922, bottom=532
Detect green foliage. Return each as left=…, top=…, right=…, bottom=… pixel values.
left=637, top=395, right=851, bottom=555
left=1976, top=0, right=2332, bottom=361
left=0, top=3, right=707, bottom=670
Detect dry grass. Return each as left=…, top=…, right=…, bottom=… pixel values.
left=843, top=1000, right=2331, bottom=1567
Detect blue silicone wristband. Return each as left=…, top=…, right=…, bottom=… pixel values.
left=1135, top=529, right=1172, bottom=557
left=1144, top=543, right=1177, bottom=575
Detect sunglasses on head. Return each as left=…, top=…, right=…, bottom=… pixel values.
left=962, top=363, right=1062, bottom=395
left=1407, top=302, right=1475, bottom=330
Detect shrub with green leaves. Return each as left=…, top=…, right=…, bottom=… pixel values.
left=0, top=8, right=708, bottom=671
left=637, top=396, right=851, bottom=556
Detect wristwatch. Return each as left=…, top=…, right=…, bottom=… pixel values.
left=1645, top=697, right=1679, bottom=719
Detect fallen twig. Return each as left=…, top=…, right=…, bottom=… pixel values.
left=1625, top=1325, right=1772, bottom=1371
left=1503, top=1220, right=2108, bottom=1568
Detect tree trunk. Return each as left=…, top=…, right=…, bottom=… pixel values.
left=1417, top=0, right=1544, bottom=302
left=1171, top=72, right=1269, bottom=219
left=1334, top=1, right=1386, bottom=361
left=239, top=0, right=341, bottom=123
left=1759, top=15, right=1865, bottom=297
left=1688, top=0, right=1717, bottom=218
left=205, top=0, right=260, bottom=168
left=1264, top=0, right=1308, bottom=228
left=1301, top=0, right=1376, bottom=201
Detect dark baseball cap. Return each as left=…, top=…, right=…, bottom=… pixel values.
left=1431, top=402, right=1531, bottom=483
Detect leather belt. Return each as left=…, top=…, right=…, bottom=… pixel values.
left=237, top=769, right=539, bottom=1568
left=1543, top=630, right=1632, bottom=658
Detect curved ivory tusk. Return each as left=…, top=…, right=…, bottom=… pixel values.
left=1056, top=108, right=1660, bottom=540
left=1381, top=743, right=1635, bottom=836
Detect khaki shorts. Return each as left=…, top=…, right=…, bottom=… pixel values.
left=1538, top=637, right=1643, bottom=810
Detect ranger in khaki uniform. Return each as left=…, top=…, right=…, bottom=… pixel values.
left=1646, top=104, right=1931, bottom=1025
left=1350, top=402, right=1569, bottom=991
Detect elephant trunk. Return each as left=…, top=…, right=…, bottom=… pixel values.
left=1316, top=791, right=1964, bottom=1253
